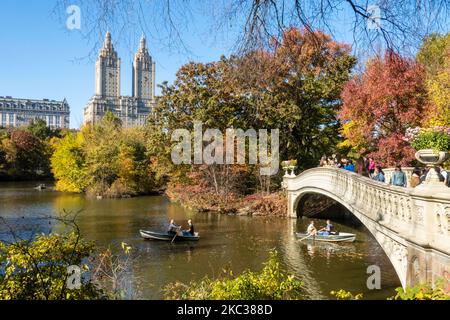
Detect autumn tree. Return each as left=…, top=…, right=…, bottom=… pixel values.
left=417, top=33, right=450, bottom=127
left=51, top=112, right=158, bottom=197
left=153, top=27, right=355, bottom=209
left=239, top=28, right=356, bottom=168
left=155, top=58, right=254, bottom=198
left=0, top=129, right=50, bottom=178
left=50, top=131, right=88, bottom=192
left=338, top=51, right=428, bottom=166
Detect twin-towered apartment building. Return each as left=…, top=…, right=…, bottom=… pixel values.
left=0, top=32, right=155, bottom=129
left=83, top=32, right=156, bottom=127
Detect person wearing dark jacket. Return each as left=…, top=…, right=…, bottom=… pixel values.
left=184, top=219, right=195, bottom=236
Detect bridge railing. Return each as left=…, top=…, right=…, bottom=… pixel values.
left=283, top=167, right=450, bottom=256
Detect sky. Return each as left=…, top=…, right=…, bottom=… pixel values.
left=0, top=0, right=426, bottom=129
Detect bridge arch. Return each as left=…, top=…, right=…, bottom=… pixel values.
left=283, top=167, right=450, bottom=289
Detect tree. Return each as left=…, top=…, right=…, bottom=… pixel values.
left=417, top=33, right=450, bottom=78
left=51, top=112, right=159, bottom=197
left=154, top=27, right=355, bottom=206
left=1, top=129, right=50, bottom=178
left=338, top=51, right=428, bottom=166
left=155, top=58, right=254, bottom=197
left=54, top=0, right=450, bottom=55
left=417, top=33, right=450, bottom=127
left=81, top=112, right=123, bottom=195
left=50, top=132, right=88, bottom=192
left=26, top=119, right=60, bottom=141
left=231, top=28, right=356, bottom=168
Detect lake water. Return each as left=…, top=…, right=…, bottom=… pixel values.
left=0, top=182, right=401, bottom=299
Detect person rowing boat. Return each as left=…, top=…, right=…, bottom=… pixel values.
left=306, top=221, right=317, bottom=235
left=168, top=219, right=181, bottom=234
left=318, top=219, right=337, bottom=236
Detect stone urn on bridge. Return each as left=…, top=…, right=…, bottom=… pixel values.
left=415, top=149, right=449, bottom=184
left=406, top=126, right=450, bottom=192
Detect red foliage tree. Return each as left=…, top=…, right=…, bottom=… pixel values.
left=338, top=51, right=428, bottom=167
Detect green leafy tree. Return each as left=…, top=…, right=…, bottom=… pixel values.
left=51, top=112, right=159, bottom=197
left=26, top=119, right=60, bottom=141
left=80, top=112, right=124, bottom=196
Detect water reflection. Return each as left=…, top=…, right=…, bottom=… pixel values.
left=0, top=181, right=401, bottom=299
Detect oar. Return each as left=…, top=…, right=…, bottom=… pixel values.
left=299, top=233, right=315, bottom=241
left=171, top=226, right=181, bottom=243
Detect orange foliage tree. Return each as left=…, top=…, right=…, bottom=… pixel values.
left=338, top=51, right=428, bottom=166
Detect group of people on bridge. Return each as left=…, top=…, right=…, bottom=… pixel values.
left=319, top=154, right=450, bottom=188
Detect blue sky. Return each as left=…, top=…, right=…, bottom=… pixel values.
left=0, top=1, right=434, bottom=129
left=0, top=1, right=246, bottom=128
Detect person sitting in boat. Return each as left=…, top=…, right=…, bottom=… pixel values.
left=306, top=221, right=317, bottom=235
left=183, top=219, right=195, bottom=236
left=168, top=219, right=180, bottom=234
left=318, top=219, right=335, bottom=236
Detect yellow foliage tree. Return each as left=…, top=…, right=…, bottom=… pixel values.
left=426, top=65, right=450, bottom=126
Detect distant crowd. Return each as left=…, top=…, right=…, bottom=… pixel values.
left=319, top=155, right=450, bottom=188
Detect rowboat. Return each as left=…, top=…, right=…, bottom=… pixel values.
left=139, top=229, right=200, bottom=241
left=295, top=232, right=356, bottom=242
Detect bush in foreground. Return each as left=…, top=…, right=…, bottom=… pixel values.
left=163, top=250, right=304, bottom=300
left=0, top=232, right=104, bottom=300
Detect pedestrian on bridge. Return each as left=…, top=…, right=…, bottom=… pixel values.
left=390, top=165, right=407, bottom=187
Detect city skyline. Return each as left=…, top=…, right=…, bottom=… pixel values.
left=0, top=1, right=241, bottom=129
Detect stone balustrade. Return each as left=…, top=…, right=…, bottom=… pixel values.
left=283, top=166, right=450, bottom=288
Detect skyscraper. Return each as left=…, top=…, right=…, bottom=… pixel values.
left=84, top=32, right=155, bottom=127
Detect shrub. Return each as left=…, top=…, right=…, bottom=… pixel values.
left=405, top=126, right=450, bottom=152
left=392, top=279, right=450, bottom=300
left=163, top=250, right=304, bottom=300
left=0, top=232, right=104, bottom=300
left=330, top=289, right=363, bottom=300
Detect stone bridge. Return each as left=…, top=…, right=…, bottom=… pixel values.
left=283, top=167, right=450, bottom=289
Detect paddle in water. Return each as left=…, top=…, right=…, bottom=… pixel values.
left=171, top=226, right=181, bottom=243
left=299, top=233, right=315, bottom=241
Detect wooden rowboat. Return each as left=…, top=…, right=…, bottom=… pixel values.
left=295, top=232, right=356, bottom=242
left=139, top=229, right=200, bottom=241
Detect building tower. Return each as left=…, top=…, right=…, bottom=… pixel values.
left=132, top=34, right=155, bottom=100
left=95, top=31, right=121, bottom=98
